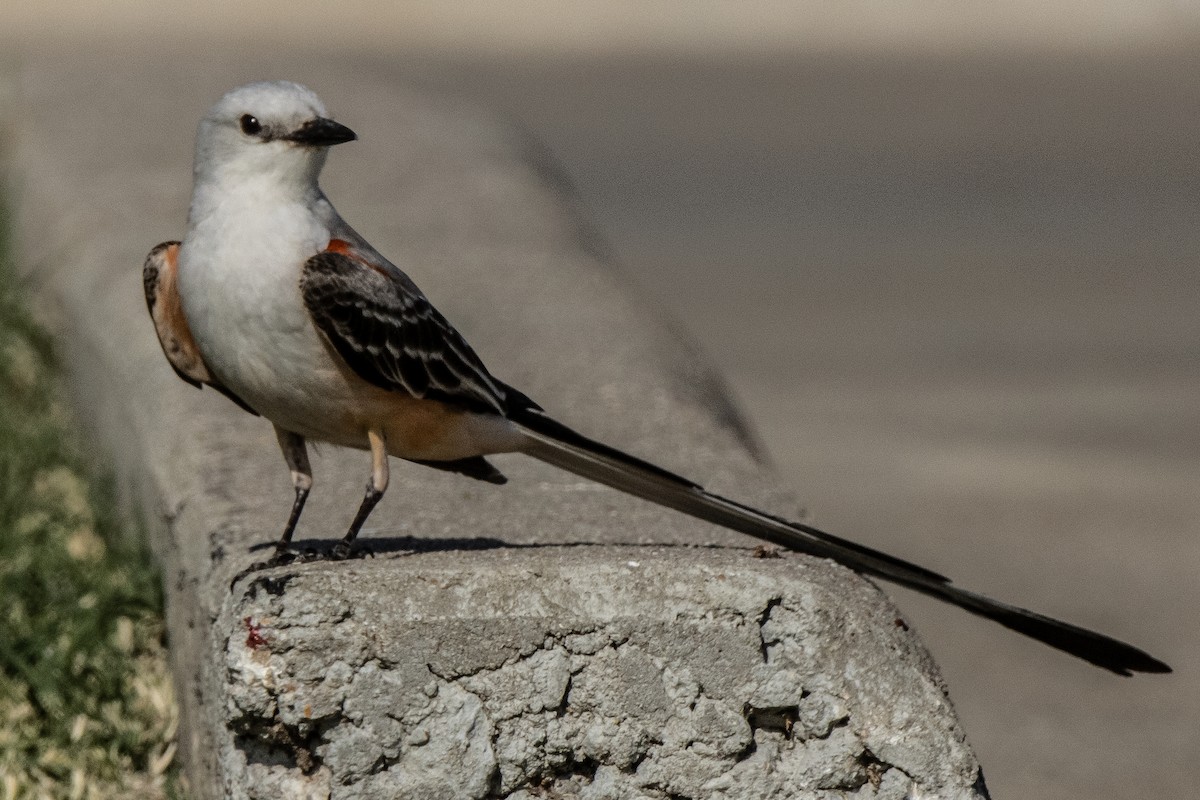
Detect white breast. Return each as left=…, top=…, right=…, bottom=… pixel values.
left=177, top=186, right=365, bottom=442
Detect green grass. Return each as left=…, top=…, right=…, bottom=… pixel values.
left=0, top=206, right=179, bottom=796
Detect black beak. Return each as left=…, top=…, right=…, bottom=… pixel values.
left=284, top=117, right=357, bottom=147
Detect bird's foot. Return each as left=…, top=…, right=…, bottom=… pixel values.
left=230, top=542, right=373, bottom=588
left=229, top=546, right=313, bottom=588
left=264, top=547, right=301, bottom=567
left=330, top=541, right=373, bottom=561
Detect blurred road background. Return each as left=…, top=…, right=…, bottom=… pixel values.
left=6, top=3, right=1197, bottom=797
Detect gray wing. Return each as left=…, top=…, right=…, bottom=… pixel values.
left=300, top=248, right=518, bottom=415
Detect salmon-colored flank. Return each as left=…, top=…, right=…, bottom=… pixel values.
left=150, top=242, right=213, bottom=385
left=325, top=358, right=467, bottom=457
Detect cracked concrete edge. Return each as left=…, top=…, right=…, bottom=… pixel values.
left=220, top=553, right=987, bottom=800
left=6, top=52, right=987, bottom=799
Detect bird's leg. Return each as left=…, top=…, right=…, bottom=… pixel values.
left=273, top=427, right=312, bottom=559
left=228, top=428, right=313, bottom=585
left=332, top=428, right=389, bottom=560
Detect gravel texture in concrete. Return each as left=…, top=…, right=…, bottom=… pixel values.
left=10, top=51, right=985, bottom=798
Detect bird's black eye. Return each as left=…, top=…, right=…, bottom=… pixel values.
left=239, top=114, right=262, bottom=136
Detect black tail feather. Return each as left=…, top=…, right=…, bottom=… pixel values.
left=511, top=407, right=1170, bottom=676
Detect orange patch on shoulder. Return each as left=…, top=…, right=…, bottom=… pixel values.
left=325, top=238, right=392, bottom=278
left=326, top=238, right=353, bottom=255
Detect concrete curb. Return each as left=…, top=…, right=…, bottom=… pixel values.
left=10, top=51, right=986, bottom=799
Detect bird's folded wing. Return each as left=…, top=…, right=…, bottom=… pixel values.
left=142, top=241, right=258, bottom=415
left=300, top=244, right=512, bottom=415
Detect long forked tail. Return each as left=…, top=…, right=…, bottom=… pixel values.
left=510, top=407, right=1170, bottom=676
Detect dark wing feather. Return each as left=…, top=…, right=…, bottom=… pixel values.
left=300, top=249, right=514, bottom=415
left=407, top=456, right=508, bottom=484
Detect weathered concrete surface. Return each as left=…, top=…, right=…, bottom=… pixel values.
left=9, top=49, right=986, bottom=798
left=223, top=552, right=983, bottom=799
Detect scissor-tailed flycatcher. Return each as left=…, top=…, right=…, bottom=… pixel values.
left=144, top=81, right=1168, bottom=676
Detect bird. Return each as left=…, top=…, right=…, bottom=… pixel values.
left=143, top=80, right=1169, bottom=677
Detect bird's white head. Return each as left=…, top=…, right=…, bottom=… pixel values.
left=192, top=81, right=356, bottom=196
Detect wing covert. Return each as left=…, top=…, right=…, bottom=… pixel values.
left=300, top=246, right=511, bottom=415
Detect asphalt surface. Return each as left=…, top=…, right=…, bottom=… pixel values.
left=374, top=45, right=1199, bottom=799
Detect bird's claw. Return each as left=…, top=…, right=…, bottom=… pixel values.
left=230, top=540, right=373, bottom=589
left=330, top=541, right=374, bottom=561
left=229, top=546, right=309, bottom=588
